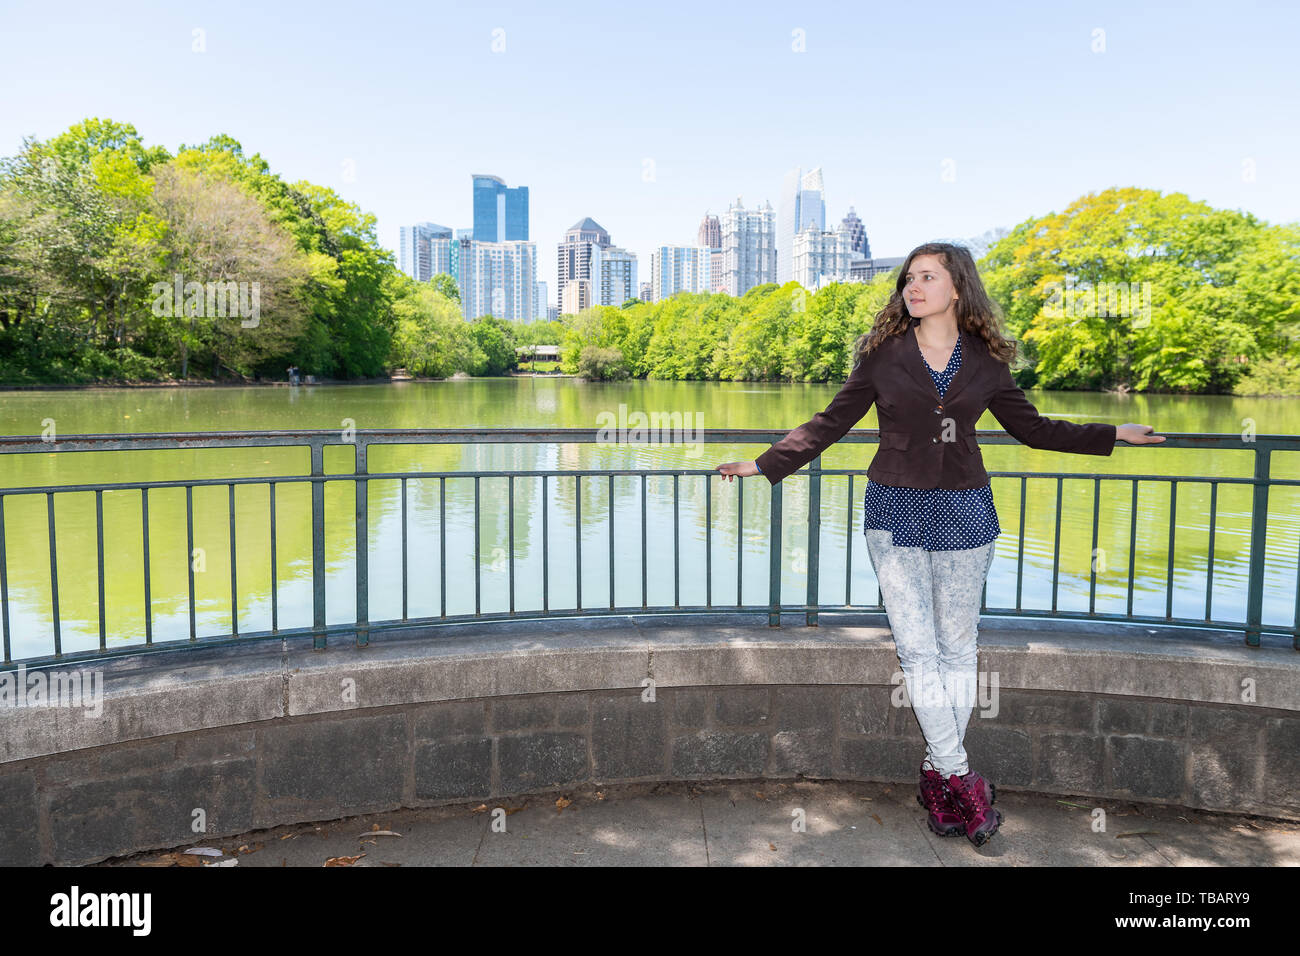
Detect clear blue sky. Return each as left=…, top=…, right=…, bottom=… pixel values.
left=2, top=0, right=1297, bottom=302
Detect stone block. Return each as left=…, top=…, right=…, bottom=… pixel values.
left=1109, top=736, right=1184, bottom=799
left=591, top=693, right=667, bottom=780
left=413, top=699, right=488, bottom=739
left=1035, top=733, right=1104, bottom=791
left=773, top=686, right=834, bottom=731
left=770, top=730, right=833, bottom=777
left=0, top=772, right=40, bottom=865
left=497, top=732, right=588, bottom=792
left=490, top=696, right=556, bottom=733
left=260, top=714, right=406, bottom=809
left=1097, top=698, right=1147, bottom=735
left=713, top=687, right=770, bottom=727
left=670, top=731, right=766, bottom=776
left=839, top=686, right=892, bottom=736
left=414, top=738, right=493, bottom=801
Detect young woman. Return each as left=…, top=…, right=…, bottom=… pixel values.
left=716, top=242, right=1164, bottom=847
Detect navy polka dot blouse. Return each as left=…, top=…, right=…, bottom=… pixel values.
left=863, top=332, right=1001, bottom=551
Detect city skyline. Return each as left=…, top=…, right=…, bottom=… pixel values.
left=2, top=0, right=1295, bottom=303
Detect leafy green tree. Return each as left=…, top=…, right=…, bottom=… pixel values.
left=389, top=274, right=479, bottom=377
left=431, top=272, right=460, bottom=303
left=981, top=187, right=1300, bottom=393
left=149, top=162, right=311, bottom=378
left=577, top=345, right=629, bottom=380
left=467, top=315, right=517, bottom=375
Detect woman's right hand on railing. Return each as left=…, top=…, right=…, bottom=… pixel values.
left=715, top=461, right=760, bottom=482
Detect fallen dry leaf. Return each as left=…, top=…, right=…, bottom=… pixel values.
left=595, top=791, right=605, bottom=800
left=358, top=830, right=402, bottom=839
left=324, top=853, right=366, bottom=867
left=768, top=843, right=777, bottom=851
left=470, top=804, right=489, bottom=814
left=754, top=791, right=766, bottom=800
left=870, top=814, right=883, bottom=826
left=555, top=796, right=572, bottom=813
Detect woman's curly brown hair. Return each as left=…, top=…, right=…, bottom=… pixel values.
left=852, top=242, right=1018, bottom=368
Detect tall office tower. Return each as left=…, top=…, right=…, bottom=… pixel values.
left=697, top=213, right=725, bottom=292
left=451, top=237, right=537, bottom=321
left=792, top=220, right=860, bottom=290
left=649, top=245, right=713, bottom=302
left=841, top=206, right=871, bottom=259
left=534, top=281, right=548, bottom=320
left=557, top=217, right=610, bottom=313
left=639, top=281, right=652, bottom=303
left=697, top=214, right=721, bottom=249
left=721, top=196, right=777, bottom=296
left=472, top=174, right=530, bottom=242
left=399, top=222, right=454, bottom=281
left=778, top=167, right=826, bottom=284
left=599, top=247, right=637, bottom=306
left=566, top=217, right=610, bottom=247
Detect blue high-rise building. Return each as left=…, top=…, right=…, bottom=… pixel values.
left=399, top=222, right=453, bottom=281
left=778, top=167, right=826, bottom=284
left=472, top=174, right=529, bottom=242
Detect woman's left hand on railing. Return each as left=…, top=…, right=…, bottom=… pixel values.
left=1117, top=423, right=1166, bottom=444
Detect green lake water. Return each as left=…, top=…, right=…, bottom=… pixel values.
left=1, top=378, right=1297, bottom=659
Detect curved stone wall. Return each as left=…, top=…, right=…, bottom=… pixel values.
left=2, top=615, right=1296, bottom=865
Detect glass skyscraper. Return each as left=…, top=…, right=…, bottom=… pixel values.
left=778, top=167, right=826, bottom=284
left=399, top=222, right=453, bottom=281
left=472, top=174, right=530, bottom=242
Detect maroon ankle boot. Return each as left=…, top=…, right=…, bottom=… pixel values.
left=917, top=760, right=965, bottom=837
left=946, top=769, right=1003, bottom=846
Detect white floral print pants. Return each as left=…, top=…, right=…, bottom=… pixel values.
left=864, top=529, right=997, bottom=777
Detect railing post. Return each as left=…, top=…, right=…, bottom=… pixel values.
left=806, top=457, right=821, bottom=627
left=1245, top=443, right=1270, bottom=648
left=311, top=442, right=326, bottom=650
left=355, top=439, right=369, bottom=647
left=768, top=480, right=782, bottom=627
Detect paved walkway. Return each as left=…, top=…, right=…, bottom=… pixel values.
left=101, top=779, right=1300, bottom=867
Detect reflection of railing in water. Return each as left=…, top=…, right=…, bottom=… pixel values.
left=0, top=427, right=1297, bottom=668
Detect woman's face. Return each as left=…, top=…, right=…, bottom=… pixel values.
left=902, top=254, right=958, bottom=320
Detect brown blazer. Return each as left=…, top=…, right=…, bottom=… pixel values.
left=755, top=317, right=1117, bottom=489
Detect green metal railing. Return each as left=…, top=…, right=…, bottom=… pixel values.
left=0, top=427, right=1297, bottom=669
